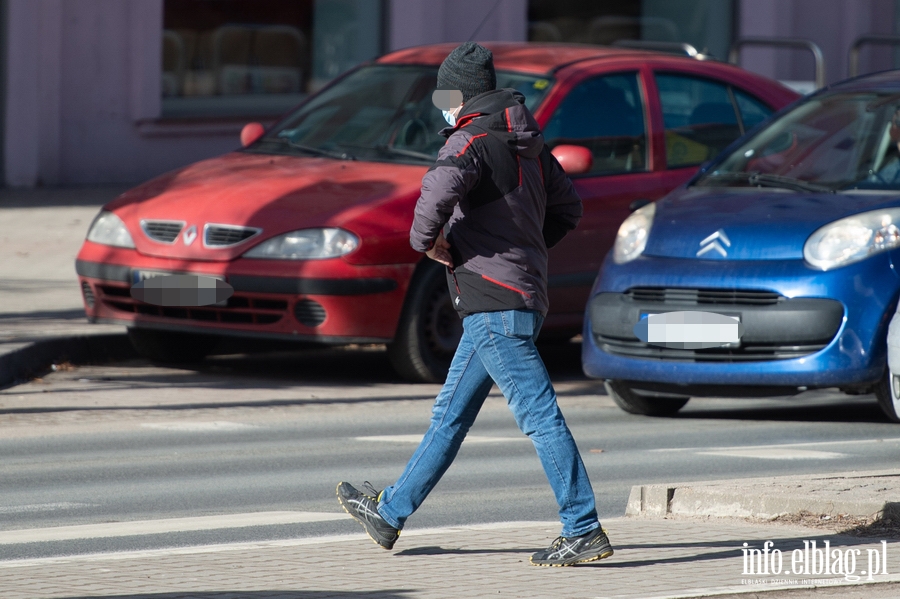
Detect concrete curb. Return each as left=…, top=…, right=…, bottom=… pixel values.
left=0, top=333, right=136, bottom=388
left=626, top=470, right=900, bottom=520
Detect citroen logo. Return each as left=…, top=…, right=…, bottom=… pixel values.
left=697, top=229, right=731, bottom=257
left=182, top=225, right=198, bottom=246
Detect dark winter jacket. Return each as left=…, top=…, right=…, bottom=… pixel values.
left=409, top=88, right=582, bottom=316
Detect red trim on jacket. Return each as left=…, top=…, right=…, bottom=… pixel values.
left=456, top=133, right=487, bottom=157
left=504, top=107, right=522, bottom=187
left=455, top=113, right=482, bottom=130
left=449, top=267, right=461, bottom=294
left=481, top=274, right=532, bottom=298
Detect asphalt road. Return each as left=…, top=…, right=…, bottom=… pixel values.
left=1, top=342, right=899, bottom=561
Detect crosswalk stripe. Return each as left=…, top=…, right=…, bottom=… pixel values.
left=0, top=520, right=561, bottom=568
left=0, top=511, right=349, bottom=545
left=355, top=434, right=525, bottom=444
left=696, top=448, right=845, bottom=460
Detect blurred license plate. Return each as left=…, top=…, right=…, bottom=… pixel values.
left=639, top=311, right=742, bottom=348
left=131, top=270, right=228, bottom=306
left=132, top=270, right=225, bottom=284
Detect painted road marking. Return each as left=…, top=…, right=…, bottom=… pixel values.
left=0, top=511, right=349, bottom=545
left=140, top=421, right=256, bottom=432
left=695, top=448, right=845, bottom=460
left=0, top=502, right=97, bottom=514
left=355, top=434, right=526, bottom=444
left=651, top=437, right=900, bottom=459
left=0, top=520, right=561, bottom=568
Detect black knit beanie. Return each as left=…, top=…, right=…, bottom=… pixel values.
left=437, top=42, right=496, bottom=104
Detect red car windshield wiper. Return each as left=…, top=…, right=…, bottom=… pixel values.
left=279, top=139, right=356, bottom=161
left=373, top=144, right=434, bottom=163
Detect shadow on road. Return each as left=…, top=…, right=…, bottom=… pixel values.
left=185, top=338, right=585, bottom=386
left=0, top=185, right=130, bottom=208
left=675, top=395, right=888, bottom=424
left=59, top=593, right=414, bottom=599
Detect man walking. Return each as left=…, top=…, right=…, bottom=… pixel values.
left=337, top=41, right=612, bottom=567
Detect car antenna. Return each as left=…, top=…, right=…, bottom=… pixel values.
left=467, top=0, right=502, bottom=41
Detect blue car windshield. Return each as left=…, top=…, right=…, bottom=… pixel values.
left=695, top=91, right=900, bottom=192
left=245, top=65, right=553, bottom=165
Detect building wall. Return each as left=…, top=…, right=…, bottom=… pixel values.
left=737, top=0, right=896, bottom=87
left=388, top=0, right=526, bottom=49
left=3, top=0, right=897, bottom=187
left=4, top=0, right=244, bottom=187
left=2, top=0, right=526, bottom=187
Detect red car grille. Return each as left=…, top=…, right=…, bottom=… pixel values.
left=96, top=284, right=286, bottom=325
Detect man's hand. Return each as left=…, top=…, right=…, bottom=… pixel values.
left=426, top=233, right=453, bottom=268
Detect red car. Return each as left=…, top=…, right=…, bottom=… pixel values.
left=75, top=43, right=798, bottom=382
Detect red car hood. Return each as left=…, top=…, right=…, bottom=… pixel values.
left=107, top=152, right=426, bottom=261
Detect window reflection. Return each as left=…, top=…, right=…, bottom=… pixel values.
left=162, top=0, right=382, bottom=119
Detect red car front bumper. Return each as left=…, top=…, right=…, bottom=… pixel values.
left=75, top=242, right=415, bottom=343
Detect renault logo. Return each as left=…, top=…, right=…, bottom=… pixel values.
left=697, top=229, right=731, bottom=257
left=182, top=225, right=198, bottom=246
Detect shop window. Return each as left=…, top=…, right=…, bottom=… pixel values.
left=528, top=0, right=735, bottom=61
left=162, top=0, right=383, bottom=120
left=543, top=72, right=647, bottom=176
left=656, top=73, right=742, bottom=168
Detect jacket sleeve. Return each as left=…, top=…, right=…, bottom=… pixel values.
left=541, top=147, right=583, bottom=248
left=409, top=132, right=481, bottom=252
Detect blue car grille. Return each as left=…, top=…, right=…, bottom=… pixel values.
left=625, top=288, right=783, bottom=306
left=594, top=336, right=827, bottom=362
left=591, top=288, right=841, bottom=363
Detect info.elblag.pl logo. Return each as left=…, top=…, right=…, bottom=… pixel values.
left=742, top=540, right=890, bottom=582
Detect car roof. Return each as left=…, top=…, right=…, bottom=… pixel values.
left=830, top=68, right=900, bottom=92
left=377, top=41, right=672, bottom=76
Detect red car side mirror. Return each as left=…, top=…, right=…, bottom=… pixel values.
left=551, top=145, right=593, bottom=175
left=240, top=122, right=266, bottom=147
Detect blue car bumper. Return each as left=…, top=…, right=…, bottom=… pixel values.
left=582, top=252, right=900, bottom=389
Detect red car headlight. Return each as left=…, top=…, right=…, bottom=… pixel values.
left=243, top=227, right=359, bottom=260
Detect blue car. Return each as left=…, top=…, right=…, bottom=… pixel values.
left=583, top=69, right=900, bottom=423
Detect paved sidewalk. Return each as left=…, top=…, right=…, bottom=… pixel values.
left=628, top=470, right=900, bottom=522
left=2, top=186, right=900, bottom=598
left=1, top=518, right=898, bottom=599
left=0, top=187, right=130, bottom=386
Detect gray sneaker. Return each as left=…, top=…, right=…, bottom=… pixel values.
left=336, top=481, right=400, bottom=550
left=530, top=527, right=614, bottom=566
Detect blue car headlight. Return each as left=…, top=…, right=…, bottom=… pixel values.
left=613, top=202, right=655, bottom=264
left=804, top=208, right=900, bottom=271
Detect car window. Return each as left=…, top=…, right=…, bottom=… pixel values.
left=250, top=65, right=554, bottom=165
left=695, top=91, right=900, bottom=192
left=734, top=89, right=773, bottom=130
left=656, top=73, right=742, bottom=169
left=543, top=72, right=647, bottom=176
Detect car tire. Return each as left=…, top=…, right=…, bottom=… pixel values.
left=387, top=262, right=462, bottom=383
left=874, top=367, right=900, bottom=423
left=127, top=328, right=220, bottom=364
left=604, top=380, right=690, bottom=416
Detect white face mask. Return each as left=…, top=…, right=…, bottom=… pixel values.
left=442, top=109, right=457, bottom=127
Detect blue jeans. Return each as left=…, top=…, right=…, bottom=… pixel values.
left=378, top=309, right=599, bottom=537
